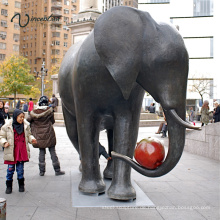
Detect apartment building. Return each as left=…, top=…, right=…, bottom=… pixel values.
left=0, top=0, right=21, bottom=62
left=102, top=0, right=138, bottom=12
left=139, top=0, right=220, bottom=110
left=19, top=0, right=79, bottom=77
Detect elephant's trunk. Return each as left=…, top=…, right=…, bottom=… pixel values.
left=111, top=109, right=186, bottom=177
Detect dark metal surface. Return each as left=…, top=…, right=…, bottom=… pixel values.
left=59, top=6, right=190, bottom=200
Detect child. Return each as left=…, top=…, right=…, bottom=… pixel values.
left=0, top=109, right=37, bottom=194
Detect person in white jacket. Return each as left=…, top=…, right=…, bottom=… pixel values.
left=0, top=109, right=37, bottom=194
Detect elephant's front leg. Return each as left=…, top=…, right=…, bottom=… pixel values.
left=77, top=115, right=106, bottom=194
left=107, top=114, right=137, bottom=200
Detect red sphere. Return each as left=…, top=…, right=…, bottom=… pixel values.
left=134, top=137, right=165, bottom=169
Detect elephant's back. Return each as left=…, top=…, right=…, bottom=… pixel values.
left=59, top=39, right=84, bottom=112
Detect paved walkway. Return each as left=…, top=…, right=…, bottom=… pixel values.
left=0, top=125, right=219, bottom=220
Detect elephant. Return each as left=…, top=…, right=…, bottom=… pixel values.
left=59, top=6, right=200, bottom=200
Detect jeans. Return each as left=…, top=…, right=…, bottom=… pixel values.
left=6, top=162, right=24, bottom=181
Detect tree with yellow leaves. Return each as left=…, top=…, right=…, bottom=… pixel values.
left=0, top=54, right=39, bottom=102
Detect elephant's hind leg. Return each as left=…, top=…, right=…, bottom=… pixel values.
left=62, top=104, right=79, bottom=154
left=77, top=114, right=106, bottom=194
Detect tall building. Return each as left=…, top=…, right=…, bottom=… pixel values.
left=139, top=0, right=219, bottom=110
left=102, top=0, right=138, bottom=12
left=19, top=0, right=79, bottom=76
left=0, top=0, right=21, bottom=62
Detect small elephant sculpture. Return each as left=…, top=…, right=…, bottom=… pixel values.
left=59, top=6, right=199, bottom=200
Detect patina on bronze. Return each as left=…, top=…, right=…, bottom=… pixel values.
left=59, top=6, right=199, bottom=201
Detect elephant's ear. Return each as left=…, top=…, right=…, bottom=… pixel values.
left=94, top=6, right=143, bottom=100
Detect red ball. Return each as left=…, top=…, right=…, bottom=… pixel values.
left=134, top=137, right=165, bottom=169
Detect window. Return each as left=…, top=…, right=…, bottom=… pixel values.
left=43, top=32, right=46, bottom=37
left=64, top=17, right=69, bottom=24
left=64, top=0, right=70, bottom=5
left=15, top=1, right=21, bottom=8
left=44, top=7, right=47, bottom=12
left=64, top=33, right=68, bottom=39
left=26, top=43, right=28, bottom=48
left=52, top=40, right=60, bottom=46
left=30, top=59, right=32, bottom=64
left=52, top=32, right=60, bottom=37
left=13, top=34, right=20, bottom=41
left=64, top=42, right=68, bottom=47
left=1, top=9, right=8, bottom=16
left=43, top=41, right=46, bottom=45
left=64, top=9, right=69, bottom=14
left=63, top=50, right=67, bottom=56
left=51, top=58, right=59, bottom=63
left=184, top=37, right=213, bottom=58
left=34, top=59, right=37, bottom=64
left=13, top=44, right=19, bottom=52
left=0, top=42, right=6, bottom=49
left=0, top=31, right=6, bottom=39
left=30, top=51, right=32, bottom=56
left=0, top=54, right=6, bottom=60
left=14, top=23, right=20, bottom=30
left=193, top=0, right=213, bottom=16
left=1, top=20, right=7, bottom=27
left=144, top=0, right=170, bottom=2
left=52, top=49, right=60, bottom=55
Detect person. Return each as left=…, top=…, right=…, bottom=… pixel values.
left=155, top=111, right=166, bottom=135
left=79, top=142, right=112, bottom=172
left=148, top=103, right=155, bottom=113
left=28, top=98, right=34, bottom=114
left=49, top=94, right=58, bottom=111
left=0, top=100, right=6, bottom=128
left=16, top=98, right=21, bottom=109
left=189, top=107, right=194, bottom=122
left=200, top=100, right=211, bottom=126
left=0, top=109, right=37, bottom=194
left=213, top=101, right=220, bottom=123
left=4, top=107, right=11, bottom=121
left=5, top=101, right=9, bottom=108
left=27, top=96, right=65, bottom=176
left=23, top=102, right=28, bottom=112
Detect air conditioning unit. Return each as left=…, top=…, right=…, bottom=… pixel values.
left=4, top=25, right=8, bottom=28
left=42, top=52, right=45, bottom=55
left=4, top=2, right=8, bottom=6
left=66, top=28, right=69, bottom=31
left=24, top=5, right=27, bottom=8
left=51, top=44, right=54, bottom=46
left=5, top=14, right=8, bottom=17
left=15, top=39, right=18, bottom=42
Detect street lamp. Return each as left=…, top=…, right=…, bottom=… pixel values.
left=34, top=62, right=48, bottom=96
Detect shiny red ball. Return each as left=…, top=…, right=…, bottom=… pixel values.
left=134, top=137, right=165, bottom=169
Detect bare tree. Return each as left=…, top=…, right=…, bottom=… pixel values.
left=188, top=77, right=213, bottom=102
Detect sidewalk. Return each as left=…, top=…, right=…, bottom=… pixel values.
left=0, top=125, right=219, bottom=220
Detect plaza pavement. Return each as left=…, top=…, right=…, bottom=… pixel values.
left=0, top=124, right=219, bottom=220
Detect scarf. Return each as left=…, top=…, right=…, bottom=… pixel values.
left=12, top=109, right=24, bottom=134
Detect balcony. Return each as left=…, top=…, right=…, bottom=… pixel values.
left=51, top=2, right=62, bottom=8
left=51, top=10, right=62, bottom=16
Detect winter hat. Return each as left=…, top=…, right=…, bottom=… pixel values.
left=39, top=96, right=49, bottom=106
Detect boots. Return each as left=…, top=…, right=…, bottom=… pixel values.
left=5, top=180, right=13, bottom=194
left=53, top=162, right=65, bottom=176
left=39, top=163, right=46, bottom=176
left=18, top=178, right=25, bottom=192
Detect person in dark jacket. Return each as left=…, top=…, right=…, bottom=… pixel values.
left=213, top=101, right=220, bottom=123
left=0, top=100, right=6, bottom=128
left=23, top=102, right=28, bottom=112
left=148, top=103, right=155, bottom=113
left=27, top=96, right=65, bottom=176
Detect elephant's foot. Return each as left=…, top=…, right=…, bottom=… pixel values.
left=103, top=160, right=113, bottom=179
left=79, top=178, right=106, bottom=194
left=107, top=183, right=136, bottom=200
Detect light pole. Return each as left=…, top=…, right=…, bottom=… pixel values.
left=41, top=62, right=45, bottom=96
left=34, top=62, right=48, bottom=96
